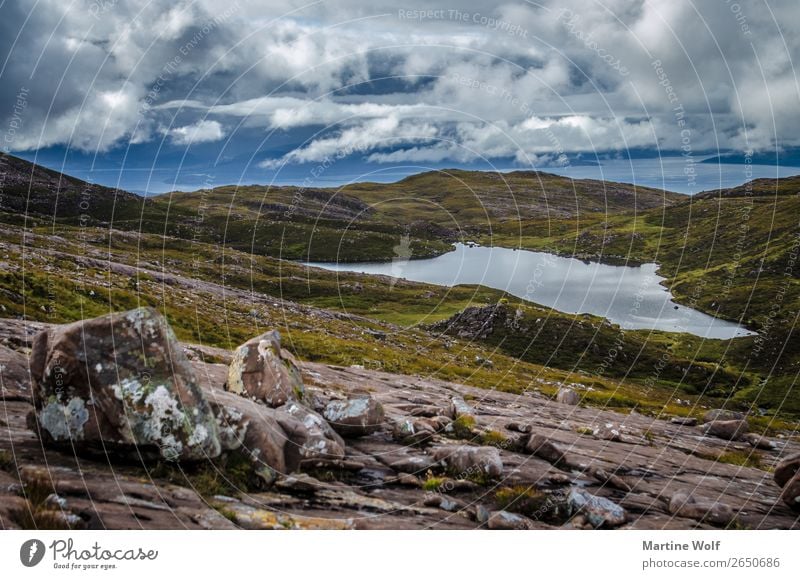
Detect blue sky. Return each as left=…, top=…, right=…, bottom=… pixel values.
left=2, top=0, right=799, bottom=193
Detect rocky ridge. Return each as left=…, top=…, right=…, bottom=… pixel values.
left=0, top=311, right=799, bottom=530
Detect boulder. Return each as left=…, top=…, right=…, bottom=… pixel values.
left=524, top=434, right=566, bottom=464
left=702, top=419, right=748, bottom=441
left=668, top=491, right=736, bottom=526
left=774, top=453, right=800, bottom=488
left=430, top=445, right=503, bottom=479
left=567, top=488, right=626, bottom=528
left=556, top=388, right=580, bottom=406
left=225, top=331, right=304, bottom=407
left=323, top=396, right=385, bottom=437
left=204, top=388, right=345, bottom=484
left=28, top=308, right=221, bottom=462
left=703, top=409, right=745, bottom=423
left=780, top=473, right=800, bottom=511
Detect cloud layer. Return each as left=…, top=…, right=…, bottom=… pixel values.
left=1, top=0, right=798, bottom=170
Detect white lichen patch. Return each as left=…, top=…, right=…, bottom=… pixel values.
left=39, top=397, right=89, bottom=441
left=324, top=398, right=370, bottom=422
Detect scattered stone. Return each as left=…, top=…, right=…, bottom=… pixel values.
left=392, top=417, right=438, bottom=446
left=28, top=307, right=221, bottom=462
left=506, top=422, right=532, bottom=433
left=670, top=417, right=698, bottom=426
left=589, top=467, right=632, bottom=492
left=743, top=432, right=775, bottom=450
left=423, top=495, right=464, bottom=512
left=472, top=504, right=490, bottom=524
left=556, top=388, right=580, bottom=406
left=386, top=454, right=436, bottom=474
left=525, top=433, right=566, bottom=464
left=487, top=510, right=537, bottom=530
left=430, top=445, right=503, bottom=479
left=449, top=396, right=474, bottom=420
left=703, top=409, right=745, bottom=423
left=668, top=491, right=736, bottom=526
left=702, top=419, right=748, bottom=441
left=323, top=396, right=384, bottom=437
left=567, top=488, right=626, bottom=528
left=225, top=331, right=304, bottom=407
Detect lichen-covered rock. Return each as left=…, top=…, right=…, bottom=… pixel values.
left=430, top=445, right=503, bottom=478
left=556, top=388, right=580, bottom=406
left=323, top=396, right=385, bottom=437
left=225, top=331, right=304, bottom=407
left=567, top=488, right=626, bottom=528
left=702, top=419, right=748, bottom=441
left=0, top=344, right=30, bottom=401
left=28, top=307, right=221, bottom=461
left=280, top=400, right=346, bottom=463
left=668, top=491, right=736, bottom=526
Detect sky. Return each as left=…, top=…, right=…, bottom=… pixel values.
left=1, top=0, right=799, bottom=193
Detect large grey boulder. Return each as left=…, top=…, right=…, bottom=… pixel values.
left=28, top=308, right=221, bottom=461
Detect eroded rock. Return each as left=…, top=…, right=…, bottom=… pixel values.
left=430, top=445, right=503, bottom=479
left=668, top=491, right=736, bottom=526
left=702, top=419, right=748, bottom=441
left=556, top=388, right=580, bottom=406
left=568, top=488, right=626, bottom=528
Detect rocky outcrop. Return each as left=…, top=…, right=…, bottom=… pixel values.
left=3, top=314, right=799, bottom=530
left=28, top=308, right=221, bottom=462
left=225, top=331, right=304, bottom=407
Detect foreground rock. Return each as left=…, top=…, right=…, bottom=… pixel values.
left=225, top=331, right=304, bottom=407
left=28, top=308, right=221, bottom=461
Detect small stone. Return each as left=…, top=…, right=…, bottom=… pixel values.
left=525, top=434, right=565, bottom=464
left=742, top=432, right=775, bottom=450
left=670, top=417, right=698, bottom=426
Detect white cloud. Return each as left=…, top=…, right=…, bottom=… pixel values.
left=168, top=119, right=225, bottom=145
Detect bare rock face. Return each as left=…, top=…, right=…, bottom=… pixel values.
left=28, top=308, right=221, bottom=462
left=392, top=416, right=440, bottom=446
left=323, top=396, right=385, bottom=437
left=449, top=396, right=474, bottom=420
left=702, top=419, right=748, bottom=441
left=556, top=388, right=580, bottom=406
left=0, top=344, right=30, bottom=401
left=430, top=445, right=503, bottom=479
left=225, top=331, right=304, bottom=407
